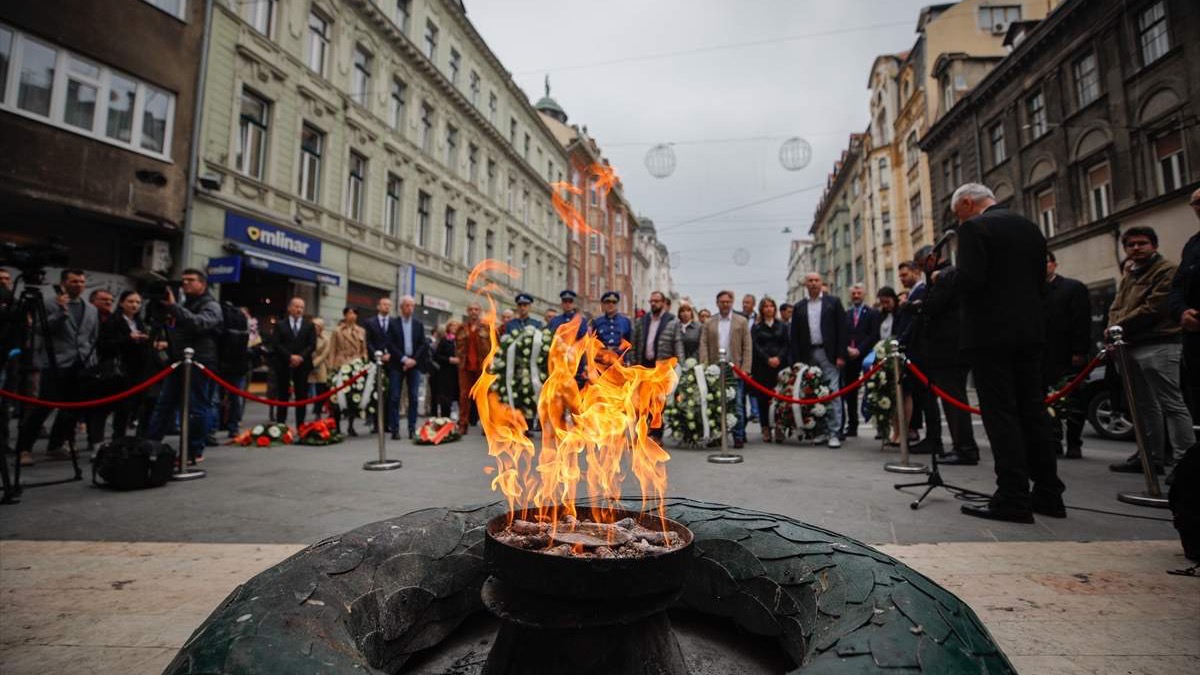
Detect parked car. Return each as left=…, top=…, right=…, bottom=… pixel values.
left=1078, top=364, right=1134, bottom=441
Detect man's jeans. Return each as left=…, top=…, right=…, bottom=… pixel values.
left=810, top=348, right=843, bottom=438
left=387, top=365, right=421, bottom=433
left=146, top=368, right=214, bottom=460
left=1125, top=343, right=1195, bottom=464
left=732, top=378, right=747, bottom=442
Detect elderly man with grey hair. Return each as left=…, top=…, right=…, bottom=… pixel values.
left=935, top=183, right=1064, bottom=524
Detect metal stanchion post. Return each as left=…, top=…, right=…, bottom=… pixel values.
left=172, top=348, right=206, bottom=481
left=364, top=350, right=403, bottom=471
left=1107, top=326, right=1168, bottom=508
left=708, top=348, right=743, bottom=464
left=884, top=339, right=926, bottom=474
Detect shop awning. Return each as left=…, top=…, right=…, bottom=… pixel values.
left=242, top=246, right=341, bottom=286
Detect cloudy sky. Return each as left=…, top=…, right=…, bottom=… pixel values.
left=467, top=0, right=936, bottom=309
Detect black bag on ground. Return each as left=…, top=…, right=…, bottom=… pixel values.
left=1169, top=443, right=1200, bottom=562
left=92, top=437, right=176, bottom=490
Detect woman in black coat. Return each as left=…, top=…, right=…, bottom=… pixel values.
left=430, top=321, right=460, bottom=418
left=751, top=297, right=790, bottom=443
left=98, top=291, right=162, bottom=440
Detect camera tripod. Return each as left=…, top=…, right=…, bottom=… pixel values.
left=894, top=451, right=990, bottom=510
left=1, top=277, right=84, bottom=505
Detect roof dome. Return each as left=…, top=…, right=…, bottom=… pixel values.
left=534, top=76, right=568, bottom=124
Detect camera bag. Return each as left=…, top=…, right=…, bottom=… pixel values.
left=92, top=437, right=176, bottom=490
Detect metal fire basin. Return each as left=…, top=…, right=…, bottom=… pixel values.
left=481, top=509, right=694, bottom=675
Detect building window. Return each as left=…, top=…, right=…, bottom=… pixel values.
left=1036, top=188, right=1056, bottom=238
left=881, top=212, right=892, bottom=244
left=352, top=46, right=372, bottom=108
left=388, top=77, right=406, bottom=131
left=523, top=133, right=531, bottom=160
left=905, top=131, right=919, bottom=169
left=506, top=242, right=515, bottom=269
left=507, top=176, right=516, bottom=212
left=486, top=158, right=497, bottom=197
left=241, top=0, right=275, bottom=37
left=909, top=194, right=923, bottom=233
left=522, top=189, right=530, bottom=225
left=443, top=207, right=456, bottom=258
left=989, top=121, right=1006, bottom=165
left=469, top=70, right=480, bottom=106
left=1074, top=52, right=1099, bottom=107
left=298, top=124, right=322, bottom=202
left=851, top=177, right=861, bottom=197
left=306, top=10, right=330, bottom=77
left=977, top=5, right=1021, bottom=32
left=445, top=124, right=458, bottom=168
left=385, top=174, right=402, bottom=236
left=485, top=229, right=495, bottom=259
left=142, top=0, right=186, bottom=19
left=952, top=152, right=962, bottom=187
left=420, top=102, right=433, bottom=153
left=448, top=48, right=460, bottom=86
left=467, top=143, right=479, bottom=183
left=488, top=92, right=498, bottom=125
left=465, top=219, right=477, bottom=266
left=942, top=158, right=953, bottom=194
left=416, top=191, right=431, bottom=247
left=394, top=0, right=410, bottom=34
left=509, top=117, right=517, bottom=145
left=588, top=233, right=599, bottom=254
left=1085, top=162, right=1111, bottom=221
left=346, top=151, right=366, bottom=221
left=424, top=20, right=438, bottom=61
left=237, top=89, right=269, bottom=179
left=1154, top=130, right=1184, bottom=194
left=852, top=216, right=862, bottom=239
left=942, top=74, right=954, bottom=113
left=878, top=158, right=889, bottom=187
left=1027, top=91, right=1047, bottom=138
left=1138, top=1, right=1169, bottom=66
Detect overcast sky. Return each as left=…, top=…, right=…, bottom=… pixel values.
left=467, top=0, right=936, bottom=309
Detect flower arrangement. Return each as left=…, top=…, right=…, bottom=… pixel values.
left=862, top=340, right=898, bottom=439
left=487, top=325, right=552, bottom=420
left=662, top=358, right=737, bottom=446
left=772, top=362, right=831, bottom=442
left=233, top=423, right=294, bottom=447
left=297, top=418, right=344, bottom=446
left=414, top=417, right=462, bottom=445
left=330, top=358, right=379, bottom=421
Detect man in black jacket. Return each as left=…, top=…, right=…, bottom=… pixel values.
left=271, top=297, right=316, bottom=426
left=1170, top=186, right=1200, bottom=421
left=842, top=283, right=879, bottom=438
left=940, top=183, right=1063, bottom=523
left=145, top=268, right=223, bottom=464
left=1043, top=252, right=1092, bottom=459
left=790, top=272, right=847, bottom=447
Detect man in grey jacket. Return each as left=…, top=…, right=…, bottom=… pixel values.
left=16, top=269, right=99, bottom=466
left=145, top=268, right=223, bottom=464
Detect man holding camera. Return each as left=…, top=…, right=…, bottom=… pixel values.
left=145, top=268, right=222, bottom=465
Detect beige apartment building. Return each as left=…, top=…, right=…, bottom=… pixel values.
left=186, top=0, right=568, bottom=329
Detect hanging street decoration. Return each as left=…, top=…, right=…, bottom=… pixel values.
left=779, top=137, right=812, bottom=171
left=644, top=143, right=677, bottom=178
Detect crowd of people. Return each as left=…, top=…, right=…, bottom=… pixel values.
left=1, top=184, right=1196, bottom=524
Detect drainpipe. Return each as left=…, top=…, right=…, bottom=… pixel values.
left=971, top=109, right=983, bottom=183
left=180, top=0, right=215, bottom=274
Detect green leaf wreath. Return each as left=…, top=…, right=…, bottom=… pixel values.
left=487, top=325, right=552, bottom=420
left=329, top=358, right=379, bottom=421
left=862, top=340, right=898, bottom=439
left=663, top=358, right=738, bottom=446
left=773, top=362, right=831, bottom=441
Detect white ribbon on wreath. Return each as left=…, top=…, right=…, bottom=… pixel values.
left=790, top=364, right=806, bottom=429
left=504, top=339, right=519, bottom=408
left=359, top=361, right=377, bottom=419
left=531, top=328, right=545, bottom=400
left=693, top=363, right=712, bottom=439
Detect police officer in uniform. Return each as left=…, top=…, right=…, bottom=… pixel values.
left=547, top=289, right=588, bottom=339
left=504, top=293, right=543, bottom=333
left=591, top=291, right=633, bottom=363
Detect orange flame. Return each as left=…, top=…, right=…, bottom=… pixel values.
left=590, top=163, right=619, bottom=198
left=550, top=182, right=595, bottom=235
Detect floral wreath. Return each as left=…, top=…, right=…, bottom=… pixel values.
left=330, top=358, right=380, bottom=421
left=297, top=418, right=344, bottom=446
left=663, top=358, right=737, bottom=446
left=233, top=423, right=294, bottom=447
left=862, top=340, right=898, bottom=439
left=773, top=362, right=831, bottom=441
left=486, top=326, right=552, bottom=421
left=414, top=417, right=462, bottom=445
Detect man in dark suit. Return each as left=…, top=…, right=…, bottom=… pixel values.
left=1043, top=252, right=1092, bottom=459
left=790, top=272, right=847, bottom=447
left=271, top=297, right=316, bottom=426
left=363, top=297, right=394, bottom=433
left=842, top=283, right=879, bottom=438
left=388, top=295, right=428, bottom=439
left=940, top=183, right=1064, bottom=523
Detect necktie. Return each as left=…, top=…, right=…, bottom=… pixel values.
left=381, top=317, right=387, bottom=332
left=293, top=319, right=299, bottom=334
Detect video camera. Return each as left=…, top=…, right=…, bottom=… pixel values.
left=0, top=239, right=69, bottom=285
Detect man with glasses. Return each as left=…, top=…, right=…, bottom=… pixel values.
left=146, top=269, right=223, bottom=465
left=1108, top=226, right=1194, bottom=475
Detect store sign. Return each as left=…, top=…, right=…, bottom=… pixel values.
left=224, top=212, right=322, bottom=263
left=423, top=294, right=451, bottom=311
left=206, top=256, right=242, bottom=283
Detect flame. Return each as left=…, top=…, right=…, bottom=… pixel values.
left=550, top=181, right=595, bottom=235
left=590, top=163, right=619, bottom=197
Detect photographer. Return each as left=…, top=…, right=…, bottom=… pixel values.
left=15, top=269, right=99, bottom=467
left=144, top=269, right=222, bottom=465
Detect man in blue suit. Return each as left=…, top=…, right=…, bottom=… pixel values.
left=789, top=272, right=847, bottom=447
left=387, top=295, right=428, bottom=440
left=504, top=292, right=543, bottom=333
left=547, top=289, right=587, bottom=339
left=591, top=291, right=633, bottom=359
left=843, top=283, right=880, bottom=437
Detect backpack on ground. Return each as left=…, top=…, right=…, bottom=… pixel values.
left=217, top=301, right=250, bottom=377
left=92, top=437, right=177, bottom=490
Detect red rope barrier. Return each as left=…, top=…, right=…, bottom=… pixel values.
left=198, top=364, right=370, bottom=407
left=905, top=353, right=1105, bottom=415
left=1043, top=353, right=1105, bottom=404
left=731, top=360, right=886, bottom=405
left=0, top=363, right=179, bottom=409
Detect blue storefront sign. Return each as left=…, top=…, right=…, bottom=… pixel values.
left=206, top=255, right=242, bottom=283
left=224, top=212, right=322, bottom=263
left=243, top=251, right=341, bottom=286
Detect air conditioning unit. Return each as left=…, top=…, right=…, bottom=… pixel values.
left=992, top=22, right=1008, bottom=35
left=142, top=240, right=173, bottom=275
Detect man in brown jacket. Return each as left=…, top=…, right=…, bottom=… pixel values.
left=698, top=290, right=753, bottom=447
left=455, top=301, right=491, bottom=434
left=1107, top=226, right=1195, bottom=473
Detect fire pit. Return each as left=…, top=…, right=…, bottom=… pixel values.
left=481, top=509, right=694, bottom=675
